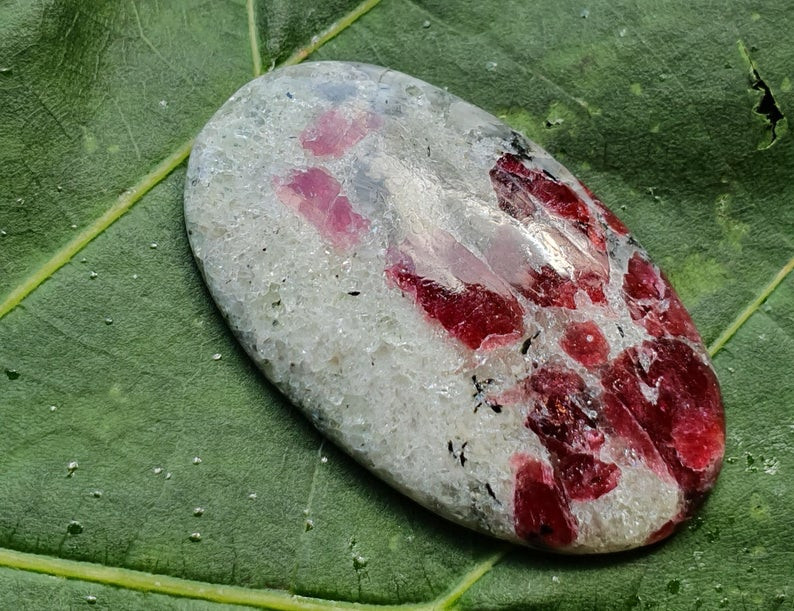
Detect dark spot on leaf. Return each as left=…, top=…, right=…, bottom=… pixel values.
left=739, top=40, right=786, bottom=148
left=67, top=521, right=83, bottom=535
left=5, top=368, right=20, bottom=380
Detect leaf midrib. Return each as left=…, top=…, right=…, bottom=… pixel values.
left=0, top=0, right=790, bottom=607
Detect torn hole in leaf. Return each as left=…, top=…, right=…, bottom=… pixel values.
left=738, top=40, right=787, bottom=149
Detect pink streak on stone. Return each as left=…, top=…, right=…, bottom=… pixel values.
left=385, top=232, right=525, bottom=350
left=273, top=167, right=370, bottom=250
left=300, top=108, right=382, bottom=158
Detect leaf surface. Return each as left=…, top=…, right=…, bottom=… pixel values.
left=1, top=1, right=792, bottom=608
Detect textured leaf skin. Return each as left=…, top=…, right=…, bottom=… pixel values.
left=0, top=0, right=792, bottom=609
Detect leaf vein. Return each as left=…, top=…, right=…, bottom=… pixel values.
left=246, top=0, right=263, bottom=77
left=708, top=254, right=794, bottom=357
left=0, top=547, right=425, bottom=610
left=0, top=139, right=192, bottom=321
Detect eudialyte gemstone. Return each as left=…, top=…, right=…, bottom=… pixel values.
left=184, top=61, right=725, bottom=554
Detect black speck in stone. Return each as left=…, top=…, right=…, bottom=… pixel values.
left=616, top=324, right=625, bottom=337
left=509, top=132, right=533, bottom=160
left=286, top=91, right=293, bottom=99
left=347, top=291, right=361, bottom=296
left=447, top=440, right=454, bottom=453
left=520, top=330, right=541, bottom=355
left=485, top=483, right=497, bottom=499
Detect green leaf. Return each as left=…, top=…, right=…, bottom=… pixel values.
left=1, top=0, right=792, bottom=608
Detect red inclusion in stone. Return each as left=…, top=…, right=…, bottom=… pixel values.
left=521, top=265, right=578, bottom=309
left=558, top=453, right=621, bottom=501
left=489, top=154, right=538, bottom=220
left=525, top=366, right=601, bottom=452
left=560, top=320, right=610, bottom=369
left=582, top=184, right=630, bottom=236
left=512, top=454, right=577, bottom=547
left=523, top=366, right=620, bottom=501
left=274, top=167, right=370, bottom=250
left=601, top=339, right=725, bottom=499
left=490, top=154, right=606, bottom=251
left=488, top=154, right=610, bottom=309
left=576, top=270, right=608, bottom=305
left=622, top=252, right=699, bottom=341
left=300, top=108, right=381, bottom=158
left=514, top=266, right=607, bottom=310
left=646, top=519, right=678, bottom=545
left=385, top=263, right=525, bottom=351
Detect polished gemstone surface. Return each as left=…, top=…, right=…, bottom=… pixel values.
left=184, top=61, right=724, bottom=553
